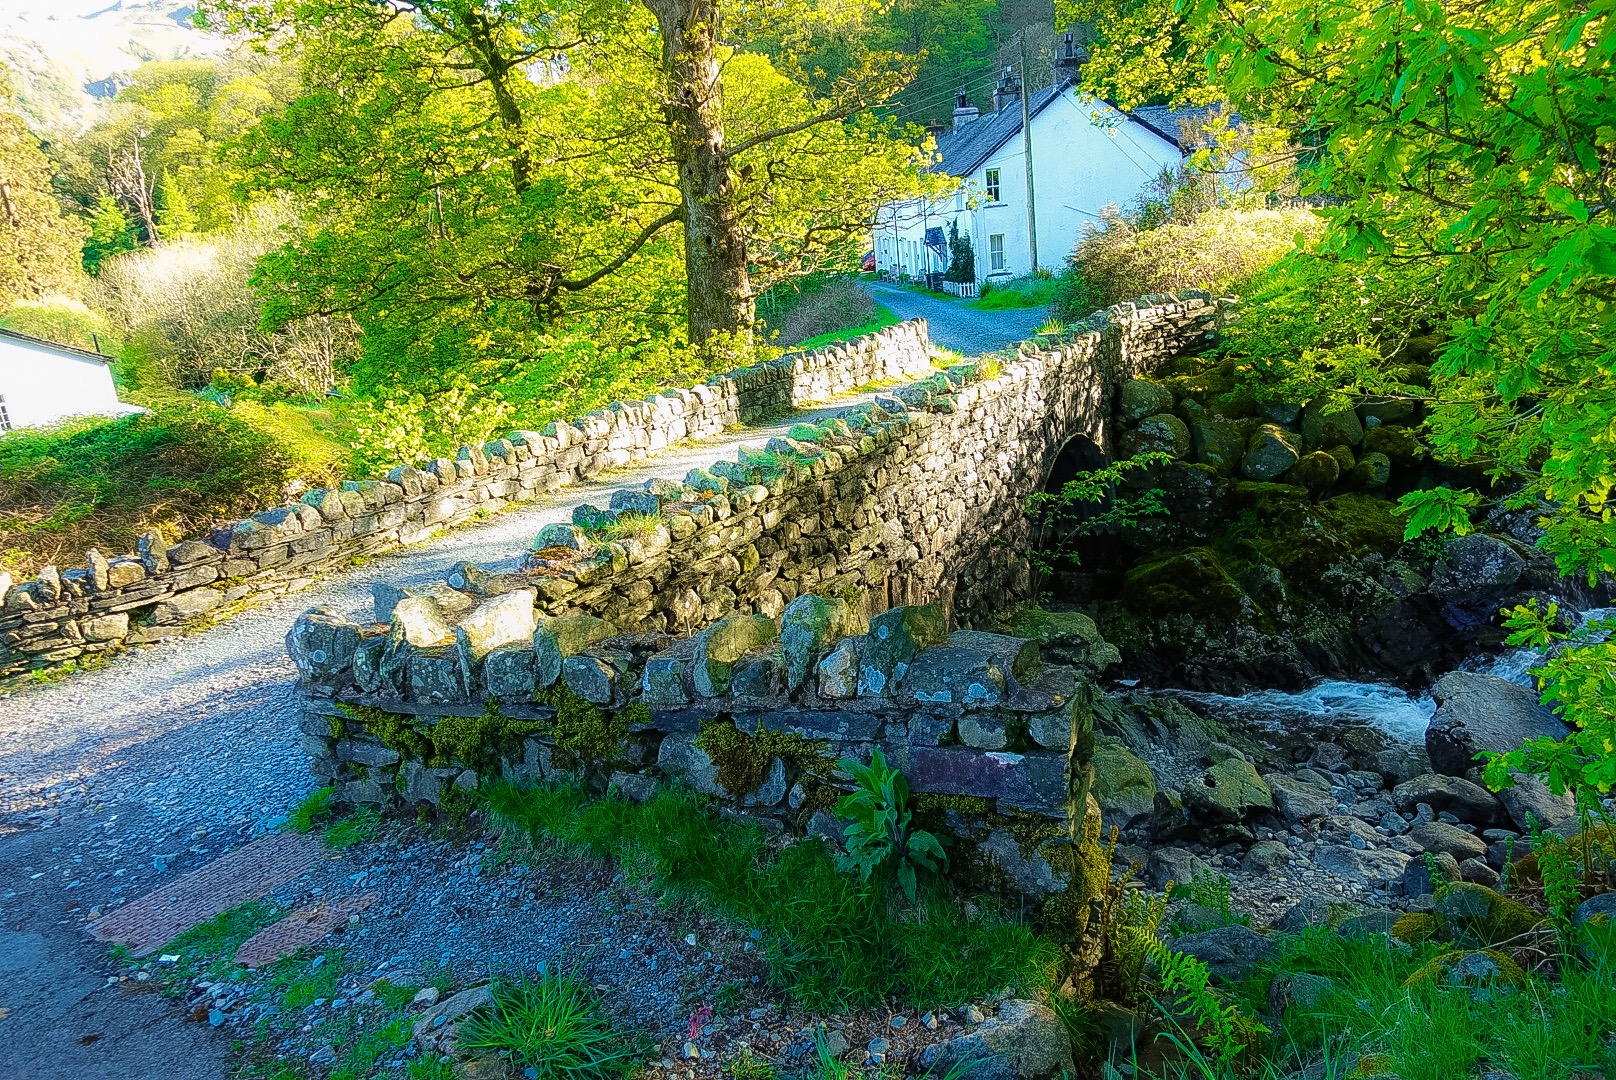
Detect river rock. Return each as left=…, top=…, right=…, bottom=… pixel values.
left=1091, top=736, right=1156, bottom=830
left=1290, top=451, right=1340, bottom=495
left=1401, top=850, right=1461, bottom=896
left=1350, top=451, right=1391, bottom=489
left=1123, top=413, right=1191, bottom=460
left=1265, top=772, right=1336, bottom=824
left=1301, top=398, right=1364, bottom=449
left=1393, top=774, right=1502, bottom=825
left=1409, top=821, right=1488, bottom=861
left=919, top=999, right=1075, bottom=1080
left=1120, top=379, right=1175, bottom=423
left=1315, top=844, right=1411, bottom=884
left=1148, top=847, right=1209, bottom=891
left=1169, top=925, right=1275, bottom=982
left=1241, top=424, right=1301, bottom=481
left=1426, top=670, right=1569, bottom=777
left=1433, top=882, right=1542, bottom=944
left=1496, top=773, right=1576, bottom=831
left=1182, top=755, right=1273, bottom=823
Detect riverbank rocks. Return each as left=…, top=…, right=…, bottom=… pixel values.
left=1182, top=754, right=1273, bottom=824
left=1169, top=925, right=1275, bottom=982
left=1092, top=736, right=1157, bottom=830
left=919, top=999, right=1075, bottom=1080
left=1425, top=671, right=1569, bottom=777
left=1393, top=774, right=1502, bottom=825
left=1301, top=399, right=1364, bottom=450
left=1120, top=379, right=1174, bottom=423
left=1433, top=883, right=1542, bottom=945
left=1241, top=424, right=1300, bottom=481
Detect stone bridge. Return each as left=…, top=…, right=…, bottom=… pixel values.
left=469, top=291, right=1217, bottom=634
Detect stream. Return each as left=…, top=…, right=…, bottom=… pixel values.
left=1145, top=607, right=1614, bottom=751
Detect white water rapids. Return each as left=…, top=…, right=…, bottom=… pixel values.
left=1155, top=607, right=1613, bottom=746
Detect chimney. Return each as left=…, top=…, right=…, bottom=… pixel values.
left=993, top=66, right=1022, bottom=114
left=952, top=91, right=980, bottom=131
left=1054, top=33, right=1089, bottom=83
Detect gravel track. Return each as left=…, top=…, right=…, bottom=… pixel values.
left=859, top=280, right=1049, bottom=356
left=0, top=391, right=897, bottom=1080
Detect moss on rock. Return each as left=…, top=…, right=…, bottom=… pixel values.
left=694, top=719, right=831, bottom=795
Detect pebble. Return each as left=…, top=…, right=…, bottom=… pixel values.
left=961, top=1005, right=985, bottom=1024
left=890, top=1015, right=907, bottom=1029
left=413, top=987, right=440, bottom=1007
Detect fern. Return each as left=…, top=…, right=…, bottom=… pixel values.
left=1151, top=944, right=1260, bottom=1064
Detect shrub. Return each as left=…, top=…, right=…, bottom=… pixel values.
left=1055, top=207, right=1323, bottom=318
left=974, top=273, right=1058, bottom=310
left=0, top=295, right=117, bottom=355
left=0, top=393, right=348, bottom=575
left=456, top=973, right=641, bottom=1079
left=759, top=273, right=879, bottom=346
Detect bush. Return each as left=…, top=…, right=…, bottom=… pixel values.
left=759, top=274, right=878, bottom=346
left=1054, top=207, right=1323, bottom=319
left=0, top=394, right=348, bottom=574
left=0, top=296, right=118, bottom=355
left=974, top=273, right=1058, bottom=310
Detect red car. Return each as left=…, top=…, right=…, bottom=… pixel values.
left=860, top=251, right=876, bottom=272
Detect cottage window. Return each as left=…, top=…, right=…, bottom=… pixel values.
left=0, top=395, right=11, bottom=433
left=985, top=168, right=1001, bottom=202
left=989, top=233, right=1006, bottom=272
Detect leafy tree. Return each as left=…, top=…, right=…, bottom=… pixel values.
left=156, top=169, right=199, bottom=239
left=944, top=220, right=975, bottom=283
left=0, top=67, right=86, bottom=304
left=82, top=194, right=140, bottom=274
left=209, top=0, right=931, bottom=360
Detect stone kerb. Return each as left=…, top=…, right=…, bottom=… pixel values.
left=288, top=592, right=1117, bottom=905
left=0, top=320, right=934, bottom=678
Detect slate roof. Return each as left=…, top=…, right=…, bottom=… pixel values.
left=931, top=81, right=1215, bottom=179
left=0, top=326, right=111, bottom=365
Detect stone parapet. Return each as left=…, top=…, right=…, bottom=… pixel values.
left=0, top=321, right=935, bottom=678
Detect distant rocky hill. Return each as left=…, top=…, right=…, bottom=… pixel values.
left=0, top=0, right=228, bottom=129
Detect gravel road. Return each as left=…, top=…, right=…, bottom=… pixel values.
left=0, top=390, right=900, bottom=1080
left=860, top=280, right=1049, bottom=355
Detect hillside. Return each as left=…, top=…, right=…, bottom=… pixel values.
left=0, top=0, right=227, bottom=129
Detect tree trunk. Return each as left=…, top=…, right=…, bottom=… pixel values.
left=643, top=0, right=754, bottom=348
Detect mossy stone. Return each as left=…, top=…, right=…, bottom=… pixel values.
left=1433, top=882, right=1543, bottom=944
left=1350, top=451, right=1392, bottom=489
left=1124, top=413, right=1192, bottom=460
left=1301, top=398, right=1364, bottom=449
left=1291, top=451, right=1341, bottom=495
left=778, top=594, right=852, bottom=690
left=1125, top=548, right=1250, bottom=622
left=1391, top=911, right=1440, bottom=944
left=1241, top=424, right=1301, bottom=481
left=1403, top=948, right=1528, bottom=989
left=860, top=603, right=949, bottom=694
left=1362, top=424, right=1425, bottom=463
left=533, top=615, right=616, bottom=688
left=1120, top=379, right=1175, bottom=422
left=1091, top=735, right=1157, bottom=828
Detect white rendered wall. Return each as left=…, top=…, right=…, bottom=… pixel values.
left=0, top=338, right=127, bottom=429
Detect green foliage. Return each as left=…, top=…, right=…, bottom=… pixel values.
left=0, top=295, right=117, bottom=354
left=82, top=196, right=141, bottom=275
left=1393, top=487, right=1481, bottom=541
left=534, top=685, right=630, bottom=768
left=456, top=973, right=642, bottom=1079
left=757, top=273, right=882, bottom=347
left=0, top=394, right=347, bottom=576
left=156, top=900, right=285, bottom=986
left=1055, top=208, right=1322, bottom=319
left=347, top=374, right=514, bottom=474
left=833, top=746, right=947, bottom=903
left=323, top=806, right=379, bottom=851
left=974, top=273, right=1057, bottom=310
left=480, top=779, right=1056, bottom=1010
left=1025, top=451, right=1174, bottom=573
left=943, top=220, right=975, bottom=284
left=0, top=70, right=87, bottom=303
left=792, top=306, right=901, bottom=350
left=1152, top=943, right=1262, bottom=1065
left=695, top=720, right=830, bottom=796
left=1168, top=871, right=1247, bottom=933
left=1482, top=601, right=1616, bottom=805
left=344, top=700, right=547, bottom=774
left=287, top=785, right=336, bottom=833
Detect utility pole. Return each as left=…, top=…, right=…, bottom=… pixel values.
left=1019, top=34, right=1039, bottom=273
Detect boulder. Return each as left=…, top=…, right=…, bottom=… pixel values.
left=1005, top=609, right=1119, bottom=672
left=1242, top=839, right=1294, bottom=875
left=1120, top=379, right=1175, bottom=423
left=1169, top=925, right=1275, bottom=982
left=1147, top=847, right=1209, bottom=892
left=373, top=582, right=475, bottom=623
left=1429, top=534, right=1528, bottom=630
left=1433, top=883, right=1543, bottom=944
left=390, top=596, right=457, bottom=648
left=1362, top=424, right=1425, bottom=463
left=777, top=594, right=852, bottom=690
left=1240, top=424, right=1301, bottom=481
left=656, top=731, right=724, bottom=797
left=1290, top=451, right=1340, bottom=495
left=1265, top=772, right=1337, bottom=825
left=1392, top=774, right=1502, bottom=825
left=1191, top=418, right=1248, bottom=476
left=1122, top=413, right=1192, bottom=461
left=1573, top=892, right=1616, bottom=928
left=860, top=603, right=948, bottom=695
left=1315, top=845, right=1411, bottom=884
left=1426, top=670, right=1569, bottom=777
left=1404, top=949, right=1528, bottom=990
left=919, top=999, right=1075, bottom=1080
left=455, top=590, right=537, bottom=680
left=1301, top=398, right=1364, bottom=450
left=1496, top=773, right=1577, bottom=831
left=1182, top=756, right=1273, bottom=824
left=1409, top=821, right=1487, bottom=862
left=1350, top=451, right=1391, bottom=489
left=1091, top=736, right=1157, bottom=831
left=1401, top=851, right=1461, bottom=896
left=693, top=614, right=779, bottom=697
left=1273, top=898, right=1361, bottom=933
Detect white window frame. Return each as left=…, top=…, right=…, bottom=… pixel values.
left=989, top=233, right=1006, bottom=272
left=985, top=168, right=1001, bottom=202
left=0, top=395, right=11, bottom=433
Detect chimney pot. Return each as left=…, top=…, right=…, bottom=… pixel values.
left=952, top=88, right=981, bottom=131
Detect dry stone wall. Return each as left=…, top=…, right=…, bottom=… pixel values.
left=0, top=323, right=934, bottom=678
left=288, top=591, right=1123, bottom=911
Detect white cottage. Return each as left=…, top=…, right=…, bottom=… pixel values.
left=0, top=327, right=139, bottom=431
left=874, top=42, right=1208, bottom=288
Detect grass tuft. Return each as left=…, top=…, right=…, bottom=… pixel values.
left=456, top=973, right=643, bottom=1079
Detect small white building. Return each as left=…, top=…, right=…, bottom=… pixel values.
left=874, top=43, right=1208, bottom=287
left=0, top=327, right=138, bottom=431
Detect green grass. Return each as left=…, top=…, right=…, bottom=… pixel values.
left=793, top=305, right=901, bottom=350
left=323, top=805, right=380, bottom=850
left=1124, top=923, right=1616, bottom=1080
left=155, top=900, right=285, bottom=987
left=481, top=780, right=1059, bottom=1011
left=456, top=973, right=644, bottom=1079
left=262, top=949, right=347, bottom=1008
left=287, top=786, right=337, bottom=833
left=329, top=1015, right=413, bottom=1080
left=973, top=274, right=1058, bottom=310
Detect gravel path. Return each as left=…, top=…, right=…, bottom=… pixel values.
left=860, top=280, right=1049, bottom=355
left=0, top=389, right=904, bottom=1080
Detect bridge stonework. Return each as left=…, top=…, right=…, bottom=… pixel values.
left=0, top=323, right=935, bottom=678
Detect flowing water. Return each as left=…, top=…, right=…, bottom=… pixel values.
left=1149, top=606, right=1615, bottom=748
